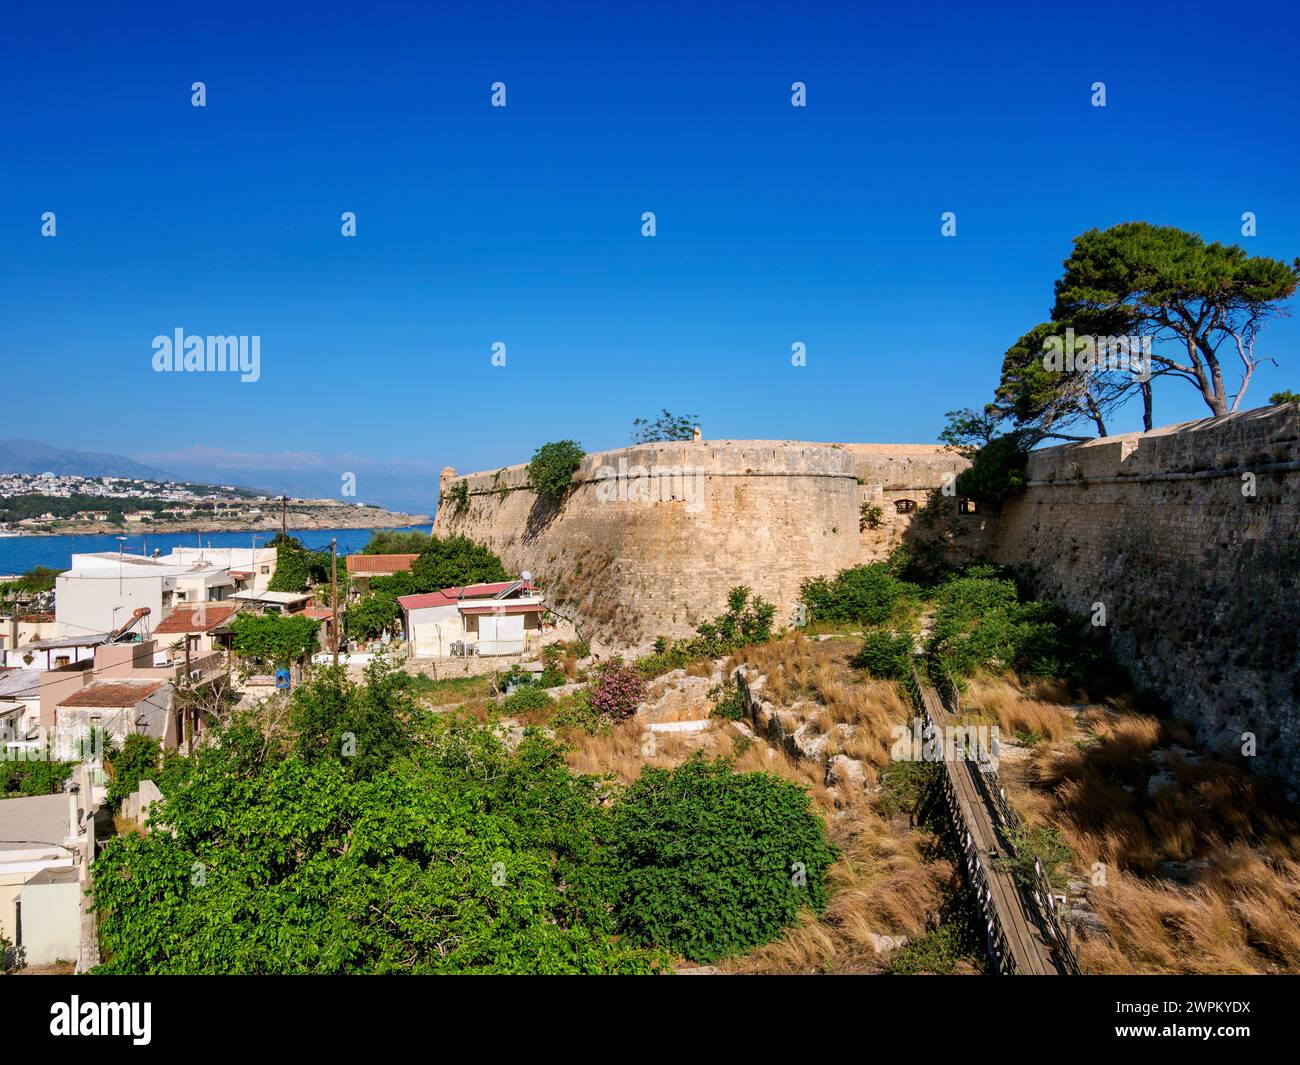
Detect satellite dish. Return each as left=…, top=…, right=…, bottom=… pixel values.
left=521, top=570, right=533, bottom=582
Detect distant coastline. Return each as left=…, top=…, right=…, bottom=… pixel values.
left=0, top=507, right=433, bottom=538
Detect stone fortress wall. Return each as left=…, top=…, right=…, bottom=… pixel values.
left=435, top=440, right=964, bottom=647
left=434, top=405, right=1299, bottom=783
left=990, top=404, right=1300, bottom=785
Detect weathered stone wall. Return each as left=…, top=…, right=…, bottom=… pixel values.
left=435, top=440, right=959, bottom=648
left=992, top=406, right=1300, bottom=784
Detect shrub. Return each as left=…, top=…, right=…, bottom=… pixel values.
left=851, top=629, right=915, bottom=681
left=607, top=757, right=837, bottom=962
left=91, top=714, right=665, bottom=974
left=447, top=480, right=470, bottom=514
left=551, top=689, right=608, bottom=734
left=346, top=593, right=399, bottom=641
left=954, top=432, right=1030, bottom=504
left=230, top=612, right=321, bottom=667
left=801, top=563, right=915, bottom=626
left=875, top=760, right=939, bottom=819
left=0, top=758, right=75, bottom=798
left=589, top=662, right=646, bottom=720
left=527, top=440, right=584, bottom=500
left=502, top=684, right=551, bottom=714
left=105, top=734, right=165, bottom=809
left=1006, top=824, right=1075, bottom=891
left=925, top=574, right=1068, bottom=678
left=709, top=681, right=748, bottom=721
left=859, top=502, right=884, bottom=531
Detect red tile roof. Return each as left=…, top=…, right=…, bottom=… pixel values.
left=154, top=603, right=238, bottom=634
left=59, top=680, right=165, bottom=708
left=396, top=592, right=458, bottom=611
left=346, top=553, right=420, bottom=576
left=303, top=607, right=335, bottom=620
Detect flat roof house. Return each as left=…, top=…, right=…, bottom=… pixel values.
left=398, top=581, right=545, bottom=658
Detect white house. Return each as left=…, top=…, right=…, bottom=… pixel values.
left=398, top=581, right=545, bottom=658
left=54, top=553, right=236, bottom=640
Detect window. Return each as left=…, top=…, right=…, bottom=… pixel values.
left=959, top=498, right=979, bottom=514
left=894, top=499, right=917, bottom=514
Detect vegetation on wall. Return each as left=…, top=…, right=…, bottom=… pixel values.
left=527, top=440, right=584, bottom=500
left=631, top=409, right=700, bottom=443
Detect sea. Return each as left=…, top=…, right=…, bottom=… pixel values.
left=0, top=525, right=432, bottom=575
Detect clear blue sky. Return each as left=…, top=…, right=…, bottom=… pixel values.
left=2, top=0, right=1298, bottom=489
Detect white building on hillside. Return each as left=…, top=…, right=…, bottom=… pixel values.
left=54, top=553, right=236, bottom=640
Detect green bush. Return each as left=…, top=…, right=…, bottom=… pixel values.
left=1006, top=824, right=1075, bottom=891
left=410, top=535, right=509, bottom=591
left=105, top=735, right=165, bottom=809
left=800, top=563, right=915, bottom=626
left=502, top=683, right=551, bottom=714
left=527, top=440, right=584, bottom=500
left=346, top=593, right=400, bottom=641
left=851, top=629, right=916, bottom=681
left=926, top=574, right=1069, bottom=678
left=91, top=715, right=665, bottom=974
left=0, top=758, right=76, bottom=798
left=607, top=757, right=837, bottom=962
left=954, top=432, right=1030, bottom=504
left=708, top=681, right=748, bottom=721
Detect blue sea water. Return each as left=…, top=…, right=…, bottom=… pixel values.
left=0, top=526, right=431, bottom=575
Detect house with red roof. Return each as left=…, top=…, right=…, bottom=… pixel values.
left=397, top=580, right=545, bottom=658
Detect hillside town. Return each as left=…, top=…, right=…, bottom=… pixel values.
left=0, top=473, right=428, bottom=536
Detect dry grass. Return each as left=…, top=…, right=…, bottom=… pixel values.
left=725, top=815, right=953, bottom=974
left=962, top=673, right=1075, bottom=744
left=1001, top=688, right=1300, bottom=974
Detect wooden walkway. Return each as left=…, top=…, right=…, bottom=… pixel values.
left=913, top=669, right=1070, bottom=975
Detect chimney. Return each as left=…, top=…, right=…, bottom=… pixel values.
left=692, top=426, right=702, bottom=442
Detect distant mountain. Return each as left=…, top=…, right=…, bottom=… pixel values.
left=0, top=439, right=437, bottom=515
left=0, top=439, right=165, bottom=480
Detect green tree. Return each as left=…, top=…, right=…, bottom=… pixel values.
left=346, top=594, right=399, bottom=641
left=267, top=534, right=313, bottom=593
left=90, top=712, right=664, bottom=974
left=631, top=409, right=699, bottom=443
left=409, top=535, right=509, bottom=591
left=606, top=757, right=837, bottom=962
left=230, top=612, right=321, bottom=667
left=1269, top=390, right=1300, bottom=405
left=361, top=530, right=430, bottom=554
left=1053, top=223, right=1299, bottom=418
left=527, top=440, right=584, bottom=500
left=288, top=659, right=415, bottom=779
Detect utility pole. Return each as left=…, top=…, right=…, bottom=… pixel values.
left=331, top=538, right=339, bottom=668
left=280, top=495, right=288, bottom=539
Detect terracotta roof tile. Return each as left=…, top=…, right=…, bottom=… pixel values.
left=59, top=680, right=165, bottom=708
left=345, top=554, right=419, bottom=575
left=154, top=603, right=239, bottom=634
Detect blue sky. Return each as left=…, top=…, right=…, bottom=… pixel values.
left=2, top=0, right=1297, bottom=509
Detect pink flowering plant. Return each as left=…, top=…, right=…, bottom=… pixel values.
left=589, top=661, right=646, bottom=720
